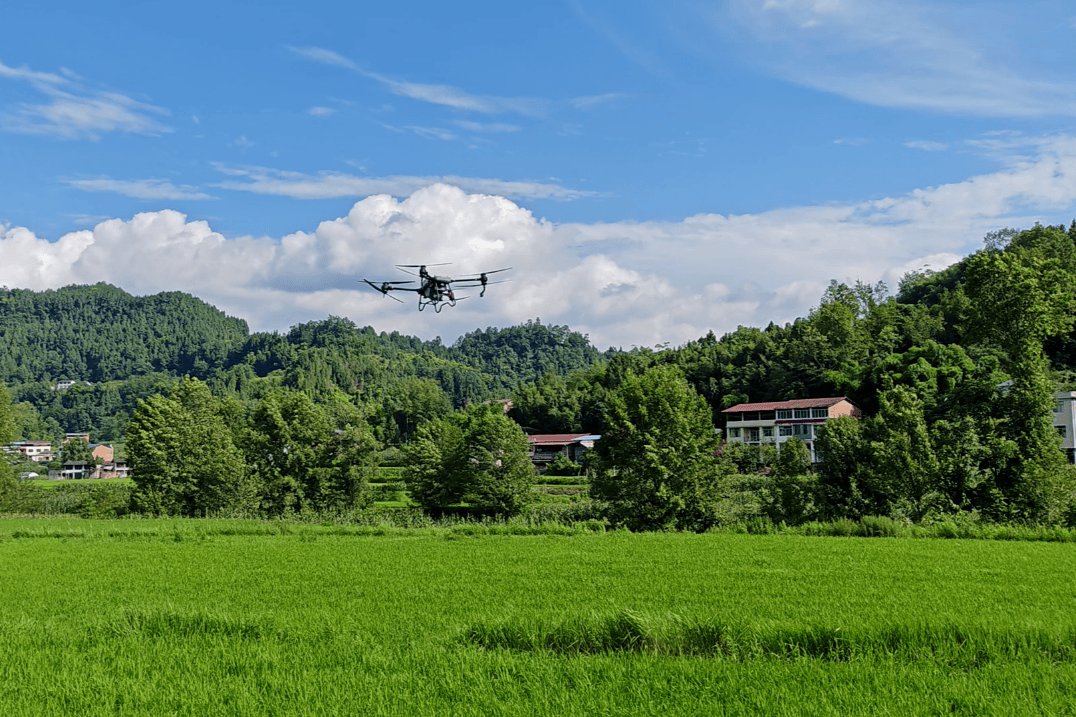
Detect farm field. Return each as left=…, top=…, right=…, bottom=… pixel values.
left=1, top=519, right=1075, bottom=716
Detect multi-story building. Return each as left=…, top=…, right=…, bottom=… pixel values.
left=721, top=397, right=862, bottom=463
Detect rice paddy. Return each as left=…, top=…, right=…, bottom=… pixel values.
left=1, top=518, right=1074, bottom=715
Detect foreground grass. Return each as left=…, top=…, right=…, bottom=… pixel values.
left=1, top=520, right=1074, bottom=715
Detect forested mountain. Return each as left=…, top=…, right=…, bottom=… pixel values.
left=0, top=284, right=248, bottom=383
left=0, top=284, right=604, bottom=442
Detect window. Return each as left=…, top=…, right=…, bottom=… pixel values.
left=793, top=424, right=813, bottom=437
left=747, top=428, right=760, bottom=442
left=776, top=409, right=793, bottom=420
left=812, top=408, right=829, bottom=418
left=794, top=408, right=810, bottom=419
left=762, top=427, right=773, bottom=437
left=779, top=426, right=793, bottom=436
left=728, top=428, right=741, bottom=438
left=1055, top=401, right=1065, bottom=413
left=727, top=413, right=742, bottom=422
left=1058, top=426, right=1067, bottom=438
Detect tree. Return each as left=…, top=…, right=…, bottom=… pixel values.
left=590, top=365, right=723, bottom=531
left=247, top=390, right=378, bottom=514
left=59, top=435, right=97, bottom=469
left=964, top=246, right=1076, bottom=520
left=0, top=384, right=15, bottom=447
left=0, top=384, right=16, bottom=485
left=814, top=416, right=868, bottom=519
left=127, top=378, right=256, bottom=515
left=863, top=386, right=940, bottom=518
left=404, top=404, right=534, bottom=516
left=380, top=377, right=453, bottom=443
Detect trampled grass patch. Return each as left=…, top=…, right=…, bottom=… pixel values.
left=1, top=520, right=1075, bottom=715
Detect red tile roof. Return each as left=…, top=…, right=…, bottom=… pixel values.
left=721, top=397, right=854, bottom=413
left=527, top=433, right=592, bottom=445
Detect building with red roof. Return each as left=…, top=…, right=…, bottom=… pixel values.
left=527, top=433, right=600, bottom=471
left=721, top=397, right=861, bottom=462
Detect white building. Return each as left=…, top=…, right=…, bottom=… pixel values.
left=1053, top=391, right=1076, bottom=463
left=721, top=397, right=862, bottom=463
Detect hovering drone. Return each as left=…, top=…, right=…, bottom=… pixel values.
left=362, top=264, right=512, bottom=312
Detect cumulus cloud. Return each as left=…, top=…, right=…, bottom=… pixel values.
left=5, top=136, right=1076, bottom=348
left=211, top=163, right=600, bottom=201
left=0, top=59, right=171, bottom=139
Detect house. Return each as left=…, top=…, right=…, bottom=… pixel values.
left=90, top=444, right=114, bottom=463
left=527, top=433, right=600, bottom=471
left=1052, top=392, right=1076, bottom=463
left=100, top=460, right=129, bottom=478
left=59, top=461, right=95, bottom=480
left=7, top=440, right=55, bottom=463
left=721, top=397, right=862, bottom=463
left=63, top=432, right=91, bottom=444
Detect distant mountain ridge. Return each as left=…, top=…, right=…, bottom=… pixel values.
left=0, top=284, right=606, bottom=439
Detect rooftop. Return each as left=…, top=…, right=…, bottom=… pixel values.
left=721, top=397, right=854, bottom=413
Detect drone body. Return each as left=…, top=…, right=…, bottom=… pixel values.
left=363, top=264, right=511, bottom=312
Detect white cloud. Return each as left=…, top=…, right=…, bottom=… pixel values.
left=455, top=120, right=521, bottom=133
left=570, top=93, right=626, bottom=109
left=407, top=125, right=458, bottom=141
left=6, top=136, right=1076, bottom=348
left=211, top=164, right=600, bottom=201
left=718, top=0, right=1076, bottom=117
left=232, top=135, right=255, bottom=149
left=309, top=106, right=336, bottom=118
left=288, top=46, right=543, bottom=115
left=65, top=178, right=217, bottom=201
left=0, top=59, right=172, bottom=139
left=905, top=140, right=949, bottom=152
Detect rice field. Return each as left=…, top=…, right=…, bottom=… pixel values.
left=1, top=517, right=1074, bottom=715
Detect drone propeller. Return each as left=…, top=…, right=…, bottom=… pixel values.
left=456, top=279, right=510, bottom=288
left=457, top=267, right=512, bottom=279
left=396, top=263, right=452, bottom=268
left=362, top=279, right=410, bottom=302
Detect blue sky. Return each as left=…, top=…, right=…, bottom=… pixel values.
left=3, top=0, right=1076, bottom=348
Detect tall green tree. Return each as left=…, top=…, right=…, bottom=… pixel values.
left=863, top=386, right=940, bottom=518
left=127, top=378, right=256, bottom=515
left=404, top=404, right=534, bottom=516
left=246, top=390, right=378, bottom=514
left=964, top=245, right=1076, bottom=519
left=590, top=365, right=723, bottom=531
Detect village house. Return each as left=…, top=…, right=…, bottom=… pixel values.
left=6, top=440, right=56, bottom=463
left=721, top=397, right=862, bottom=463
left=526, top=433, right=600, bottom=471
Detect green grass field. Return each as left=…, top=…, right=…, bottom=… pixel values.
left=1, top=518, right=1074, bottom=715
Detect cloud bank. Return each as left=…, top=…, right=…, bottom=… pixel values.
left=4, top=136, right=1076, bottom=348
